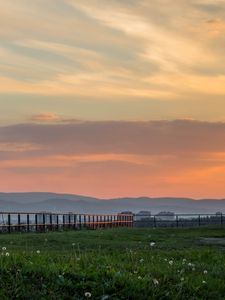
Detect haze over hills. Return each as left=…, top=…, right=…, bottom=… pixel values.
left=0, top=193, right=225, bottom=214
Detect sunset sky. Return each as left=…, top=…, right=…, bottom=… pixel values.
left=1, top=0, right=225, bottom=198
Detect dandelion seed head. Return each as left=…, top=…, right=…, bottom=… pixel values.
left=153, top=278, right=159, bottom=285
left=84, top=292, right=92, bottom=298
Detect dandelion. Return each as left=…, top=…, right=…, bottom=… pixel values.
left=150, top=242, right=155, bottom=247
left=36, top=250, right=40, bottom=254
left=153, top=278, right=159, bottom=285
left=5, top=252, right=10, bottom=257
left=84, top=292, right=92, bottom=298
left=203, top=270, right=208, bottom=274
left=169, top=260, right=173, bottom=265
left=2, top=247, right=6, bottom=251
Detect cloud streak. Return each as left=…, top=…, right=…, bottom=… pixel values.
left=0, top=120, right=225, bottom=198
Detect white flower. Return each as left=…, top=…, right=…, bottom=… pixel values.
left=183, top=258, right=187, bottom=262
left=169, top=260, right=173, bottom=265
left=164, top=258, right=168, bottom=262
left=192, top=268, right=195, bottom=271
left=2, top=247, right=6, bottom=251
left=72, top=243, right=75, bottom=246
left=139, top=258, right=144, bottom=263
left=203, top=270, right=208, bottom=274
left=138, top=276, right=142, bottom=280
left=36, top=250, right=40, bottom=254
left=84, top=292, right=92, bottom=298
left=5, top=252, right=10, bottom=257
left=202, top=281, right=207, bottom=284
left=181, top=277, right=184, bottom=281
left=153, top=278, right=159, bottom=285
left=150, top=242, right=155, bottom=247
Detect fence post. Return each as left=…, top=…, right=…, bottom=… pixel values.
left=35, top=214, right=38, bottom=232
left=8, top=214, right=11, bottom=233
left=18, top=214, right=21, bottom=232
left=63, top=215, right=65, bottom=230
left=27, top=214, right=30, bottom=232
left=56, top=215, right=59, bottom=230
left=68, top=214, right=71, bottom=229
left=50, top=214, right=52, bottom=231
left=43, top=214, right=46, bottom=232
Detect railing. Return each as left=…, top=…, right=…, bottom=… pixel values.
left=0, top=212, right=133, bottom=233
left=0, top=212, right=224, bottom=233
left=134, top=213, right=225, bottom=228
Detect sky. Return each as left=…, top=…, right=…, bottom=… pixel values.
left=0, top=0, right=225, bottom=198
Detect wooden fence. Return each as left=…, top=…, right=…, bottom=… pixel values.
left=0, top=212, right=133, bottom=233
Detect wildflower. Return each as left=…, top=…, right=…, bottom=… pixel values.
left=203, top=270, right=208, bottom=274
left=183, top=258, right=187, bottom=262
left=2, top=247, right=6, bottom=251
left=84, top=292, right=92, bottom=298
left=181, top=277, right=184, bottom=281
left=138, top=276, right=142, bottom=280
left=72, top=243, right=75, bottom=246
left=169, top=260, right=173, bottom=265
left=164, top=258, right=168, bottom=262
left=150, top=242, right=155, bottom=247
left=36, top=250, right=40, bottom=254
left=192, top=268, right=195, bottom=271
left=202, top=281, right=207, bottom=284
left=139, top=258, right=144, bottom=263
left=153, top=278, right=159, bottom=285
left=5, top=252, right=9, bottom=257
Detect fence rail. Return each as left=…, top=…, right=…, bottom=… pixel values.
left=0, top=212, right=224, bottom=233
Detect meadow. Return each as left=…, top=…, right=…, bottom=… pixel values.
left=0, top=227, right=225, bottom=299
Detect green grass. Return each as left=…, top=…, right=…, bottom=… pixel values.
left=0, top=227, right=225, bottom=299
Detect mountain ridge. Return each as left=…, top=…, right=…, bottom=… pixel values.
left=0, top=192, right=225, bottom=214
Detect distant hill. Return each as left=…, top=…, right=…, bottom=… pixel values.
left=0, top=193, right=225, bottom=214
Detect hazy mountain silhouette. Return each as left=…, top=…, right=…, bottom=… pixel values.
left=0, top=193, right=225, bottom=214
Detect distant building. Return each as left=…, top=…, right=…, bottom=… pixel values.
left=120, top=211, right=133, bottom=215
left=136, top=210, right=151, bottom=221
left=216, top=212, right=223, bottom=216
left=156, top=211, right=175, bottom=221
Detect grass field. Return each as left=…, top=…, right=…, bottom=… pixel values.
left=0, top=227, right=225, bottom=299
